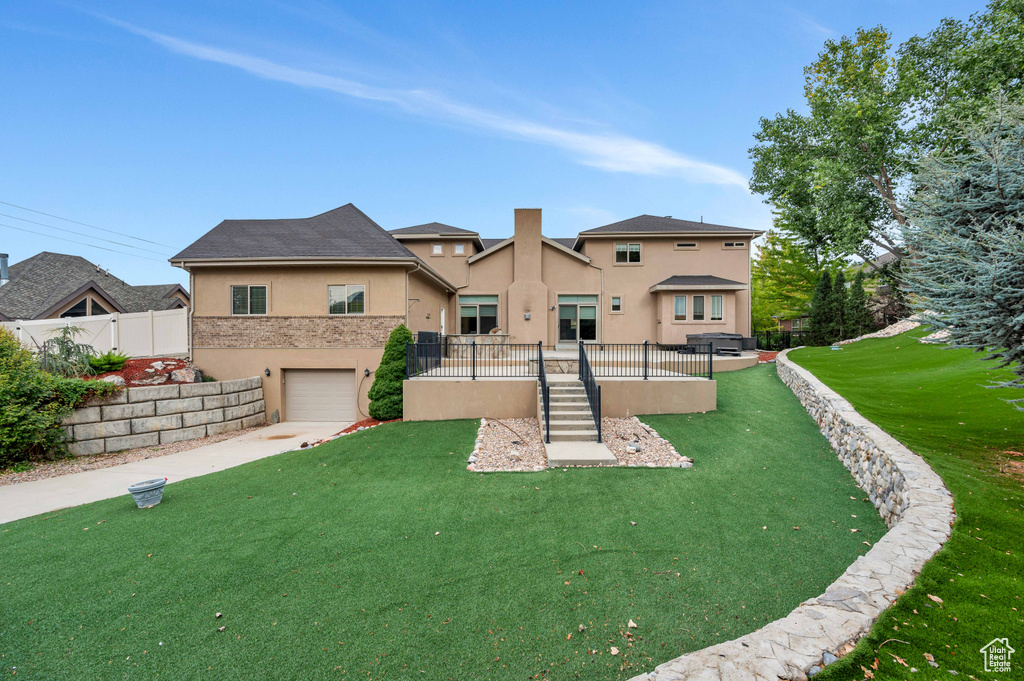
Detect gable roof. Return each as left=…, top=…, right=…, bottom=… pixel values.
left=0, top=252, right=186, bottom=320
left=467, top=235, right=591, bottom=265
left=648, top=275, right=747, bottom=292
left=172, top=204, right=416, bottom=262
left=389, top=222, right=478, bottom=236
left=579, top=215, right=761, bottom=237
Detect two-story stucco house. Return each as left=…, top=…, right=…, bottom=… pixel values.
left=171, top=204, right=761, bottom=423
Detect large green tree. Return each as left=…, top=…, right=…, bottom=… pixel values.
left=904, top=101, right=1024, bottom=396
left=751, top=229, right=844, bottom=332
left=750, top=1, right=1024, bottom=266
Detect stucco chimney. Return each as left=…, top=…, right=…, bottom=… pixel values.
left=0, top=254, right=8, bottom=287
left=506, top=209, right=548, bottom=344
left=513, top=209, right=543, bottom=282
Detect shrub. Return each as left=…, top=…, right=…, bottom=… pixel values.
left=0, top=328, right=119, bottom=466
left=367, top=325, right=412, bottom=421
left=37, top=326, right=96, bottom=377
left=88, top=351, right=130, bottom=373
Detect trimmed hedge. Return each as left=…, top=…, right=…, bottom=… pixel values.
left=0, top=328, right=119, bottom=467
left=367, top=325, right=412, bottom=421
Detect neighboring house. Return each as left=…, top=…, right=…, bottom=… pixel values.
left=0, top=252, right=189, bottom=322
left=776, top=316, right=809, bottom=333
left=172, top=204, right=761, bottom=422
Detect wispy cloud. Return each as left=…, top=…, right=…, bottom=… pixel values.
left=784, top=7, right=835, bottom=39
left=107, top=19, right=749, bottom=188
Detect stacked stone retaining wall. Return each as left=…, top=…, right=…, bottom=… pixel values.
left=64, top=377, right=266, bottom=455
left=628, top=349, right=955, bottom=681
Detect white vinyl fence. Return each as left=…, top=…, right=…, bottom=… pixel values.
left=1, top=308, right=189, bottom=358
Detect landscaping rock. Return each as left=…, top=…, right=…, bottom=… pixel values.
left=169, top=368, right=198, bottom=383
left=101, top=375, right=125, bottom=386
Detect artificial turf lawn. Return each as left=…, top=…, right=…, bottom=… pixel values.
left=1, top=364, right=885, bottom=680
left=790, top=329, right=1024, bottom=680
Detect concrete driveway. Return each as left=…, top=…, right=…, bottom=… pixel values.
left=0, top=421, right=350, bottom=525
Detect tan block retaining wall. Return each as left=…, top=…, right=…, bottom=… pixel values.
left=63, top=377, right=266, bottom=455
left=193, top=315, right=405, bottom=348
left=629, top=349, right=955, bottom=681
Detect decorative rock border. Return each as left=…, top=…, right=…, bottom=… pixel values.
left=628, top=349, right=955, bottom=681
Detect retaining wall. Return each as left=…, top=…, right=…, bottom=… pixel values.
left=63, top=377, right=266, bottom=455
left=629, top=349, right=955, bottom=681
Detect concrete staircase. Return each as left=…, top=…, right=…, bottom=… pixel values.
left=541, top=380, right=598, bottom=442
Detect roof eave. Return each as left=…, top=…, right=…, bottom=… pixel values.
left=170, top=256, right=427, bottom=268
left=577, top=230, right=765, bottom=239
left=648, top=283, right=748, bottom=293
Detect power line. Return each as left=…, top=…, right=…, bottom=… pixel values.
left=0, top=200, right=174, bottom=249
left=0, top=222, right=167, bottom=263
left=0, top=212, right=170, bottom=256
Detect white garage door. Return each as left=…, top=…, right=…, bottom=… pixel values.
left=284, top=369, right=356, bottom=422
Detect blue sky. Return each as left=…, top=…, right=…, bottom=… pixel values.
left=1, top=0, right=984, bottom=287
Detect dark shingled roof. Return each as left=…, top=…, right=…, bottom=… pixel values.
left=172, top=204, right=415, bottom=261
left=389, top=222, right=479, bottom=236
left=652, top=275, right=746, bottom=288
left=580, top=214, right=758, bottom=235
left=478, top=237, right=576, bottom=251
left=0, top=252, right=186, bottom=320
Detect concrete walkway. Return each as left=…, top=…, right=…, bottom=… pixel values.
left=545, top=441, right=618, bottom=467
left=0, top=422, right=348, bottom=525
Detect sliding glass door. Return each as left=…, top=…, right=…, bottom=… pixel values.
left=557, top=295, right=598, bottom=343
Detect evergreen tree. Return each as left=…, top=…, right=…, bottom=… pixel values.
left=368, top=325, right=413, bottom=421
left=807, top=272, right=834, bottom=346
left=845, top=270, right=874, bottom=338
left=830, top=270, right=848, bottom=341
left=905, top=100, right=1024, bottom=399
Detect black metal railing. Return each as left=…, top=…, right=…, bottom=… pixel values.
left=538, top=342, right=550, bottom=443
left=578, top=341, right=602, bottom=443
left=406, top=341, right=540, bottom=379
left=756, top=330, right=806, bottom=351
left=579, top=341, right=713, bottom=379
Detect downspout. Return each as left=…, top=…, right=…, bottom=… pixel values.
left=188, top=268, right=194, bottom=363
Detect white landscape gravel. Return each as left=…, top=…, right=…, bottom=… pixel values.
left=467, top=416, right=693, bottom=471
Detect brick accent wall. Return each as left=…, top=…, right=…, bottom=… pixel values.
left=193, top=315, right=406, bottom=348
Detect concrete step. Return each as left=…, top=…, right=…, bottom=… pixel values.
left=548, top=419, right=596, bottom=430
left=548, top=429, right=599, bottom=442
left=545, top=441, right=616, bottom=466
left=549, top=387, right=585, bottom=394
left=549, top=408, right=591, bottom=417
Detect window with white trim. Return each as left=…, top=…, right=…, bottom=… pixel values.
left=615, top=243, right=641, bottom=263
left=692, top=295, right=705, bottom=321
left=710, top=295, right=723, bottom=321
left=432, top=244, right=443, bottom=255
left=723, top=241, right=746, bottom=249
left=453, top=243, right=465, bottom=255
left=231, top=285, right=267, bottom=315
left=675, top=241, right=698, bottom=250
left=673, top=295, right=687, bottom=321
left=328, top=285, right=365, bottom=315
left=611, top=296, right=622, bottom=312
left=459, top=295, right=498, bottom=334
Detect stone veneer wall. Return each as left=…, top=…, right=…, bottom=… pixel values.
left=629, top=350, right=955, bottom=681
left=63, top=377, right=266, bottom=456
left=192, top=315, right=405, bottom=348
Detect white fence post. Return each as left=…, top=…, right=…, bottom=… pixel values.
left=149, top=310, right=156, bottom=357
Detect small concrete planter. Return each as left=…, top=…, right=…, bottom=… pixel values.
left=128, top=478, right=168, bottom=509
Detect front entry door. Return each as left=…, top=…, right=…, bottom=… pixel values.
left=558, top=305, right=577, bottom=342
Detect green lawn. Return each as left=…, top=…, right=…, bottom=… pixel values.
left=790, top=329, right=1024, bottom=679
left=1, top=365, right=885, bottom=680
